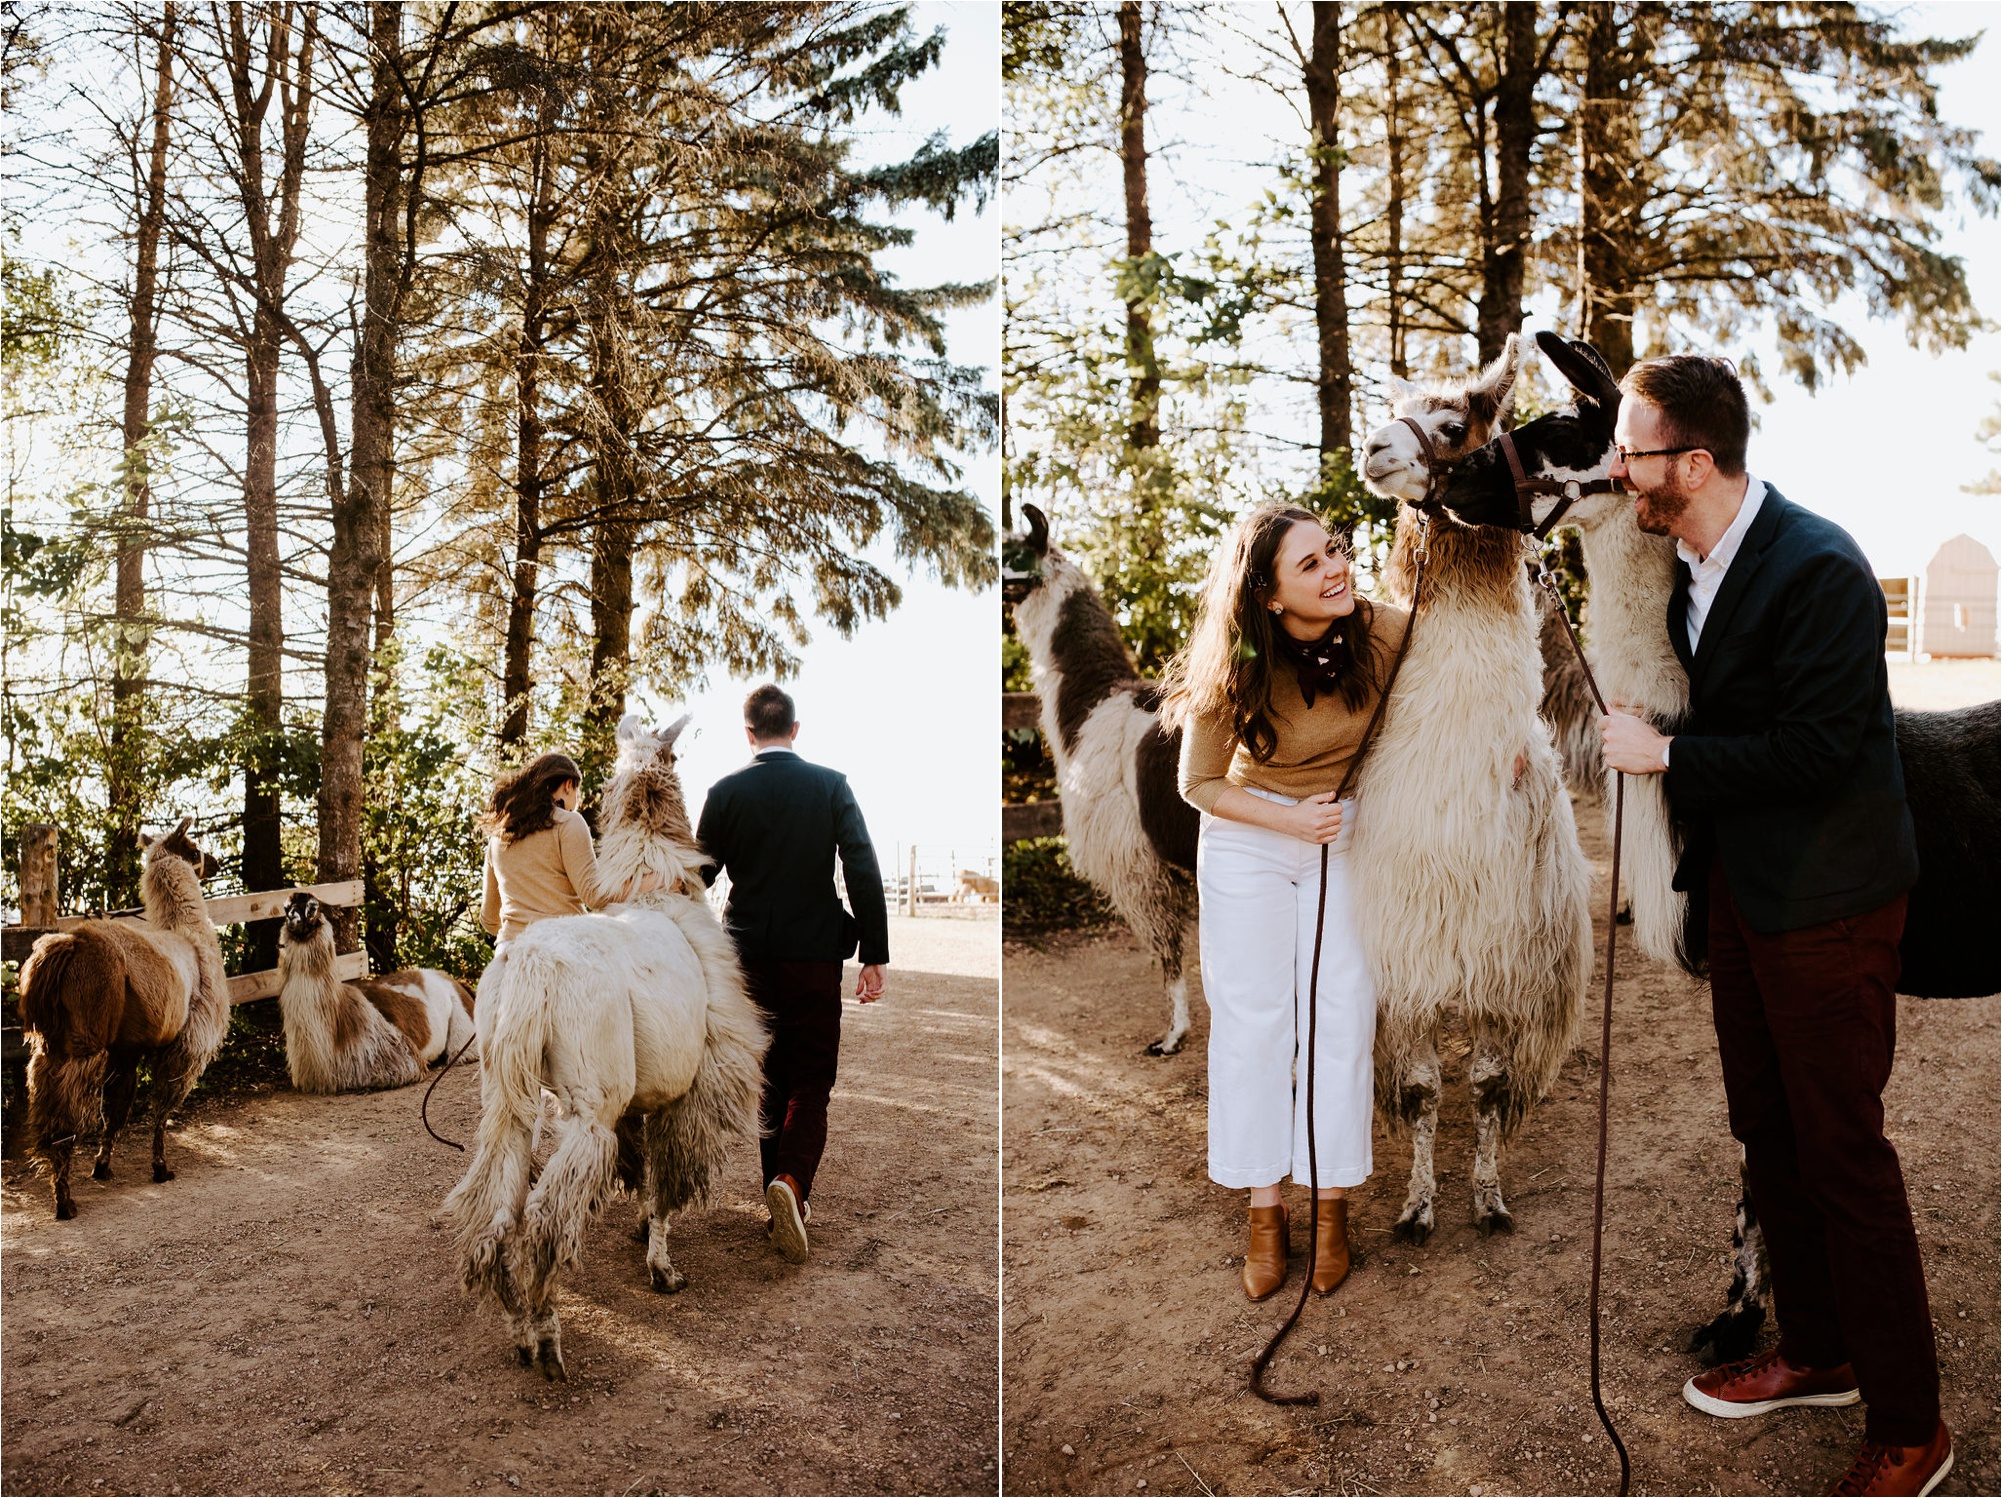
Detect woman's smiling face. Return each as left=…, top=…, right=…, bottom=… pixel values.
left=1265, top=518, right=1355, bottom=630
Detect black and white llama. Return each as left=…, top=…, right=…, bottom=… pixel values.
left=1003, top=504, right=1198, bottom=1055
left=1431, top=330, right=2000, bottom=1358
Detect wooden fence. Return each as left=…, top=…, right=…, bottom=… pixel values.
left=1002, top=692, right=1063, bottom=840
left=3, top=825, right=367, bottom=1005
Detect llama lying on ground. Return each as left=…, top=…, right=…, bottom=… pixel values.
left=1004, top=504, right=1198, bottom=1055
left=1434, top=329, right=2001, bottom=1356
left=1353, top=334, right=1596, bottom=1242
left=276, top=893, right=477, bottom=1092
left=438, top=713, right=767, bottom=1380
left=18, top=818, right=230, bottom=1219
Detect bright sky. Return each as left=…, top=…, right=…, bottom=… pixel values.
left=642, top=4, right=1000, bottom=867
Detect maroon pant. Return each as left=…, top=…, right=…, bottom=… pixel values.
left=1707, top=858, right=1938, bottom=1445
left=742, top=960, right=845, bottom=1201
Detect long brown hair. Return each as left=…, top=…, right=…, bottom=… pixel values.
left=480, top=752, right=582, bottom=845
left=1159, top=504, right=1379, bottom=763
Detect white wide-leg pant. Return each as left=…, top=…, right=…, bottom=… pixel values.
left=1198, top=789, right=1375, bottom=1190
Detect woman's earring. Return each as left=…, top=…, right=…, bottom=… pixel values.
left=1269, top=601, right=1284, bottom=616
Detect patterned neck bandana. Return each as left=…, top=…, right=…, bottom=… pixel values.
left=1275, top=617, right=1346, bottom=708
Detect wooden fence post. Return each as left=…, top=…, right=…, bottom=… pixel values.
left=907, top=844, right=918, bottom=917
left=19, top=825, right=58, bottom=928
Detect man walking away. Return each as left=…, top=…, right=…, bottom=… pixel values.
left=697, top=684, right=889, bottom=1264
left=1600, top=355, right=1948, bottom=1497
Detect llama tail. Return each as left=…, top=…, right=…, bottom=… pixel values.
left=1617, top=774, right=1688, bottom=970
left=649, top=913, right=769, bottom=1214
left=437, top=953, right=545, bottom=1305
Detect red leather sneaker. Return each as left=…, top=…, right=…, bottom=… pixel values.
left=1681, top=1347, right=1859, bottom=1418
left=1826, top=1420, right=1953, bottom=1496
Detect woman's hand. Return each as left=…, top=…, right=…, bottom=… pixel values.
left=1283, top=791, right=1345, bottom=844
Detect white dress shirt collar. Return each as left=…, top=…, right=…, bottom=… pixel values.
left=754, top=744, right=798, bottom=758
left=1678, top=473, right=1766, bottom=652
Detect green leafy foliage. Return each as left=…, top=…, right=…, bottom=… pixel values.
left=1003, top=836, right=1113, bottom=936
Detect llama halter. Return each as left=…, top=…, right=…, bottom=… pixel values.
left=1497, top=427, right=1623, bottom=540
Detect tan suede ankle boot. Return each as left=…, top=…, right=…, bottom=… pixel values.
left=1310, top=1196, right=1351, bottom=1294
left=1243, top=1202, right=1289, bottom=1301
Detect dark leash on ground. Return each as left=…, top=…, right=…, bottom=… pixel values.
left=1531, top=537, right=1634, bottom=1496
left=421, top=1028, right=482, bottom=1151
left=1250, top=513, right=1429, bottom=1407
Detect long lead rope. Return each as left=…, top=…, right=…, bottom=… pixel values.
left=1532, top=548, right=1633, bottom=1496
left=1251, top=517, right=1430, bottom=1406
left=421, top=1027, right=481, bottom=1152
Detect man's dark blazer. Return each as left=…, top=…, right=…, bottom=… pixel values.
left=1666, top=485, right=1919, bottom=937
left=696, top=748, right=891, bottom=966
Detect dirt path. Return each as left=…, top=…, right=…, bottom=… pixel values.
left=3, top=916, right=998, bottom=1497
left=1002, top=803, right=1997, bottom=1498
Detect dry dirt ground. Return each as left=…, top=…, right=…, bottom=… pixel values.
left=2, top=915, right=998, bottom=1497
left=1003, top=791, right=1999, bottom=1498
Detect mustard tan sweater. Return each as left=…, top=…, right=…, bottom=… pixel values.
left=1177, top=602, right=1411, bottom=814
left=480, top=807, right=628, bottom=941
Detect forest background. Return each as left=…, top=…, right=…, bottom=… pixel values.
left=4, top=1, right=1000, bottom=980
left=1002, top=0, right=2000, bottom=922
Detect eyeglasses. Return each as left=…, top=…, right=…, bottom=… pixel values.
left=1614, top=445, right=1703, bottom=463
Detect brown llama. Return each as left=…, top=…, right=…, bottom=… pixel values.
left=276, top=892, right=478, bottom=1093
left=17, top=818, right=229, bottom=1219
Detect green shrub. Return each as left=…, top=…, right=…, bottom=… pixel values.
left=1004, top=836, right=1114, bottom=936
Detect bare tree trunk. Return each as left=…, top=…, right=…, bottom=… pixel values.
left=109, top=3, right=176, bottom=908
left=1582, top=3, right=1644, bottom=375
left=225, top=0, right=318, bottom=969
left=499, top=111, right=555, bottom=750
left=322, top=0, right=399, bottom=962
left=1384, top=10, right=1406, bottom=380
left=1117, top=0, right=1158, bottom=454
left=1304, top=1, right=1352, bottom=460
left=1476, top=1, right=1538, bottom=365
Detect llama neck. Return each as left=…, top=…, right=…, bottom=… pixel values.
left=1576, top=511, right=1689, bottom=721
left=142, top=856, right=209, bottom=934
left=1021, top=561, right=1141, bottom=758
left=1384, top=508, right=1529, bottom=619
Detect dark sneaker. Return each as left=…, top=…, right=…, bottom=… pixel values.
left=1682, top=1347, right=1859, bottom=1418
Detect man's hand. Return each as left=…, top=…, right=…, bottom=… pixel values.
left=856, top=964, right=886, bottom=1003
left=1601, top=708, right=1671, bottom=775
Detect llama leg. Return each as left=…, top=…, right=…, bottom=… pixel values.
left=1468, top=1024, right=1516, bottom=1236
left=1690, top=1146, right=1770, bottom=1363
left=511, top=1107, right=619, bottom=1379
left=93, top=1051, right=141, bottom=1181
left=1147, top=935, right=1191, bottom=1058
left=147, top=1046, right=204, bottom=1184
left=28, top=1048, right=101, bottom=1221
left=641, top=1109, right=687, bottom=1293
left=1391, top=1025, right=1443, bottom=1244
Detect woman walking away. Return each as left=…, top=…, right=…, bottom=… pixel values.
left=480, top=752, right=665, bottom=952
left=1160, top=506, right=1409, bottom=1302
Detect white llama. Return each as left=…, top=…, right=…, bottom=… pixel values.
left=1353, top=333, right=1596, bottom=1242
left=437, top=713, right=768, bottom=1381
left=276, top=893, right=478, bottom=1092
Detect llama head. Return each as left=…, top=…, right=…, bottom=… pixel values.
left=140, top=816, right=219, bottom=878
left=1437, top=332, right=1624, bottom=534
left=281, top=891, right=328, bottom=948
left=1001, top=503, right=1098, bottom=662
left=606, top=713, right=696, bottom=843
left=1360, top=334, right=1522, bottom=507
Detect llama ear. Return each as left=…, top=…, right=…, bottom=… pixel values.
left=660, top=712, right=692, bottom=748
left=140, top=831, right=155, bottom=849
left=171, top=815, right=192, bottom=840
left=616, top=713, right=644, bottom=744
left=1387, top=374, right=1424, bottom=403
left=1536, top=331, right=1622, bottom=415
left=1021, top=504, right=1050, bottom=556
left=1467, top=334, right=1521, bottom=429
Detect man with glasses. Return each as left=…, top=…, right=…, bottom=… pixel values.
left=1598, top=356, right=1947, bottom=1497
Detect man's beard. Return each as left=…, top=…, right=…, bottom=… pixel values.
left=1628, top=470, right=1691, bottom=536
